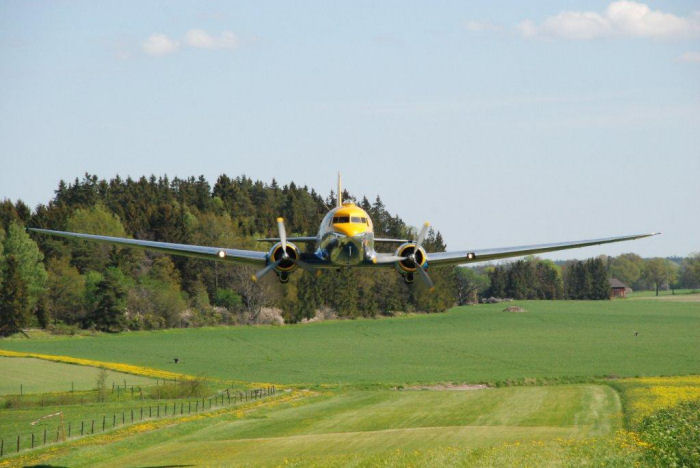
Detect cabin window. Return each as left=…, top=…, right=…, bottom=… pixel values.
left=361, top=217, right=368, bottom=224
left=333, top=216, right=350, bottom=223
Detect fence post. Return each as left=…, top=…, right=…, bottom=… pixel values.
left=81, top=421, right=84, bottom=436
left=140, top=407, right=143, bottom=420
left=188, top=401, right=191, bottom=413
left=1, top=438, right=3, bottom=456
left=16, top=435, right=20, bottom=453
left=158, top=405, right=160, bottom=417
left=196, top=400, right=199, bottom=412
left=113, top=414, right=116, bottom=427
left=131, top=409, right=134, bottom=423
left=68, top=422, right=71, bottom=438
left=45, top=427, right=48, bottom=443
left=102, top=416, right=105, bottom=431
left=31, top=433, right=34, bottom=448
left=180, top=403, right=183, bottom=415
left=149, top=406, right=152, bottom=418
left=91, top=420, right=94, bottom=434
left=122, top=412, right=125, bottom=424
left=56, top=427, right=59, bottom=442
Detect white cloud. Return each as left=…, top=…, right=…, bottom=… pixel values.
left=142, top=34, right=180, bottom=56
left=676, top=51, right=700, bottom=63
left=184, top=29, right=238, bottom=50
left=465, top=21, right=502, bottom=33
left=518, top=1, right=700, bottom=40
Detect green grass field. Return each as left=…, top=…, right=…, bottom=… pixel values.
left=1, top=385, right=624, bottom=467
left=0, top=299, right=698, bottom=466
left=0, top=357, right=156, bottom=395
left=1, top=300, right=698, bottom=385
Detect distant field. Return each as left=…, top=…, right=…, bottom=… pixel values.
left=2, top=385, right=623, bottom=467
left=1, top=300, right=698, bottom=385
left=628, top=292, right=700, bottom=302
left=627, top=288, right=699, bottom=298
left=0, top=357, right=156, bottom=395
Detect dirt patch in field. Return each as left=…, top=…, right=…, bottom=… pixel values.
left=503, top=306, right=526, bottom=313
left=405, top=384, right=489, bottom=391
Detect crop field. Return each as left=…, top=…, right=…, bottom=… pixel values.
left=0, top=300, right=698, bottom=385
left=0, top=298, right=698, bottom=466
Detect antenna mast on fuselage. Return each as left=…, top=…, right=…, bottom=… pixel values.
left=337, top=172, right=342, bottom=207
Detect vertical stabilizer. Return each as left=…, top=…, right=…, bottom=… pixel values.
left=337, top=172, right=342, bottom=207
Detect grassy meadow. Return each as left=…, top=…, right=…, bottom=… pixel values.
left=0, top=300, right=698, bottom=385
left=0, top=357, right=156, bottom=395
left=0, top=298, right=698, bottom=466
left=4, top=385, right=624, bottom=467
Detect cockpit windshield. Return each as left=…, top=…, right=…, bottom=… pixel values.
left=333, top=216, right=369, bottom=225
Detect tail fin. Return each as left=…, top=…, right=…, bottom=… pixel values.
left=337, top=172, right=342, bottom=207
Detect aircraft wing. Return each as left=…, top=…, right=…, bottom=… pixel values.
left=28, top=228, right=268, bottom=266
left=426, top=232, right=660, bottom=267
left=374, top=238, right=412, bottom=243
left=257, top=236, right=318, bottom=243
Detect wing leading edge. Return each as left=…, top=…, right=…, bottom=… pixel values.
left=426, top=232, right=661, bottom=267
left=28, top=228, right=268, bottom=266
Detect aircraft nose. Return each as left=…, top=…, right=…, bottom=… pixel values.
left=333, top=223, right=366, bottom=238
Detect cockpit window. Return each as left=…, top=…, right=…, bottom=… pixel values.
left=350, top=216, right=362, bottom=223
left=333, top=216, right=350, bottom=223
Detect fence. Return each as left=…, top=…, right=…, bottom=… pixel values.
left=0, top=385, right=276, bottom=458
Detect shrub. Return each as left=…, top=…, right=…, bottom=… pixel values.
left=637, top=399, right=700, bottom=467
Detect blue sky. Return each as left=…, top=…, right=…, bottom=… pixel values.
left=1, top=1, right=698, bottom=259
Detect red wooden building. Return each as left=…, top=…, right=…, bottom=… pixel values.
left=609, top=278, right=629, bottom=298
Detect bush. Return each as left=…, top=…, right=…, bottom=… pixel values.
left=637, top=399, right=700, bottom=467
left=146, top=377, right=209, bottom=399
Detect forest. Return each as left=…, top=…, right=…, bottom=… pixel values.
left=1, top=174, right=698, bottom=335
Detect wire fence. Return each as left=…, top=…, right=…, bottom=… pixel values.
left=0, top=385, right=276, bottom=458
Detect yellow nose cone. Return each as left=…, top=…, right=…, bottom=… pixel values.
left=333, top=223, right=367, bottom=237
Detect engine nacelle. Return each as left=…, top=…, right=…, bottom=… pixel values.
left=394, top=242, right=427, bottom=275
left=268, top=242, right=300, bottom=278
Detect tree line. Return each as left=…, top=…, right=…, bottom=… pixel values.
left=453, top=254, right=700, bottom=305
left=1, top=174, right=698, bottom=335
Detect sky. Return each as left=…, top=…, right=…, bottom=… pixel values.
left=1, top=1, right=698, bottom=260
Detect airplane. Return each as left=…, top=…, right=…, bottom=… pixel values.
left=29, top=174, right=660, bottom=290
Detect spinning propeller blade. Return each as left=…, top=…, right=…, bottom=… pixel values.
left=412, top=221, right=434, bottom=290
left=252, top=217, right=318, bottom=281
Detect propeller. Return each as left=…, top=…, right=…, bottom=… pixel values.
left=410, top=222, right=434, bottom=290
left=277, top=217, right=288, bottom=259
left=251, top=260, right=282, bottom=282
left=252, top=217, right=318, bottom=282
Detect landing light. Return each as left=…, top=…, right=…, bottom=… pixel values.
left=466, top=252, right=476, bottom=260
left=218, top=250, right=226, bottom=258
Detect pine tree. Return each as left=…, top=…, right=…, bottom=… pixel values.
left=587, top=258, right=610, bottom=300
left=0, top=255, right=30, bottom=335
left=86, top=268, right=127, bottom=332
